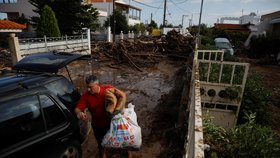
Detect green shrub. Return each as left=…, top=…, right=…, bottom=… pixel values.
left=238, top=73, right=272, bottom=125
left=203, top=112, right=229, bottom=158
left=248, top=34, right=280, bottom=59
left=203, top=113, right=280, bottom=157
left=226, top=113, right=280, bottom=158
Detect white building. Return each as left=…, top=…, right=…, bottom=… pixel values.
left=84, top=0, right=141, bottom=26
left=0, top=0, right=142, bottom=37
left=245, top=10, right=280, bottom=47
left=239, top=12, right=260, bottom=25
left=218, top=12, right=260, bottom=25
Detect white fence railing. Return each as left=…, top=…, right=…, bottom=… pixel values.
left=7, top=29, right=91, bottom=64
left=18, top=30, right=91, bottom=57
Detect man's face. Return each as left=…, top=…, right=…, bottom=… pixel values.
left=87, top=83, right=100, bottom=94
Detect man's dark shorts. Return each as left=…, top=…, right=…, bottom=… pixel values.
left=92, top=125, right=110, bottom=149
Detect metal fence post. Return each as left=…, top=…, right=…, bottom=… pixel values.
left=87, top=29, right=91, bottom=54
left=120, top=31, right=124, bottom=42
left=44, top=35, right=47, bottom=51
left=131, top=31, right=134, bottom=39
left=107, top=26, right=111, bottom=42
left=128, top=31, right=131, bottom=38
left=65, top=35, right=68, bottom=48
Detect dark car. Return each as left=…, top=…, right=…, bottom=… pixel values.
left=0, top=52, right=90, bottom=158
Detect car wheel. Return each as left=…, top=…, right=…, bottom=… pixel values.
left=59, top=142, right=82, bottom=158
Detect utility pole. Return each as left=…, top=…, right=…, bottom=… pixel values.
left=151, top=13, right=153, bottom=23
left=163, top=0, right=167, bottom=27
left=107, top=3, right=111, bottom=42
left=113, top=0, right=116, bottom=42
left=197, top=0, right=204, bottom=36
left=197, top=0, right=204, bottom=48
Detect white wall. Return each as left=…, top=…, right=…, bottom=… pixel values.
left=239, top=15, right=260, bottom=25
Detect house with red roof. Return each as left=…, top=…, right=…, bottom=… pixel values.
left=0, top=20, right=26, bottom=33
left=0, top=0, right=36, bottom=36
left=214, top=23, right=251, bottom=34
left=0, top=20, right=26, bottom=64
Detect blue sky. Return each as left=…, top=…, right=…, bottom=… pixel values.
left=128, top=0, right=280, bottom=27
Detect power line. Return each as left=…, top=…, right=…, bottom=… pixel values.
left=170, top=0, right=193, bottom=14
left=174, top=0, right=189, bottom=4
left=142, top=0, right=163, bottom=5
left=166, top=7, right=176, bottom=26
left=132, top=0, right=163, bottom=9
left=153, top=1, right=164, bottom=17
left=169, top=0, right=183, bottom=14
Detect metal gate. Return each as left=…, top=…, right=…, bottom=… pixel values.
left=197, top=50, right=249, bottom=130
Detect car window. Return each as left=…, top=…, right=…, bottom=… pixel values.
left=44, top=78, right=80, bottom=113
left=0, top=95, right=44, bottom=150
left=216, top=42, right=232, bottom=49
left=39, top=95, right=67, bottom=130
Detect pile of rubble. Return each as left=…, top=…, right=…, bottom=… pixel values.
left=0, top=48, right=12, bottom=71
left=91, top=30, right=195, bottom=71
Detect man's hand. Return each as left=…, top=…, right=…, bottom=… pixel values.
left=77, top=111, right=88, bottom=120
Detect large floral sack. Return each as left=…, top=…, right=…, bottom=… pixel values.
left=102, top=103, right=142, bottom=150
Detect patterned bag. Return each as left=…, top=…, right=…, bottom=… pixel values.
left=102, top=103, right=142, bottom=150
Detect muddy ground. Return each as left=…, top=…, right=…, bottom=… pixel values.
left=69, top=57, right=189, bottom=158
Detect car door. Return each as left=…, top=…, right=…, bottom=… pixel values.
left=0, top=93, right=81, bottom=158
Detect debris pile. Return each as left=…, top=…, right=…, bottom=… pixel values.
left=92, top=30, right=195, bottom=71
left=162, top=30, right=195, bottom=58
left=0, top=48, right=12, bottom=70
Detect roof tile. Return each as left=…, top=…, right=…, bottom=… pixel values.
left=0, top=20, right=26, bottom=30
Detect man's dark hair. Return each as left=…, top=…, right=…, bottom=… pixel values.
left=85, top=75, right=99, bottom=84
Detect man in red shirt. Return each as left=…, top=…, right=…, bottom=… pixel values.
left=75, top=75, right=126, bottom=157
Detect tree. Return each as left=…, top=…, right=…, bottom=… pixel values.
left=14, top=13, right=28, bottom=25
left=159, top=23, right=173, bottom=28
left=104, top=9, right=128, bottom=34
left=148, top=20, right=158, bottom=29
left=129, top=23, right=146, bottom=34
left=36, top=5, right=60, bottom=37
left=78, top=7, right=100, bottom=31
left=29, top=0, right=100, bottom=35
left=189, top=23, right=209, bottom=36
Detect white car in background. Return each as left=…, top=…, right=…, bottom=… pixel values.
left=214, top=38, right=234, bottom=56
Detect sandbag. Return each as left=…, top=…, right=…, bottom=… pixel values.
left=102, top=103, right=142, bottom=150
